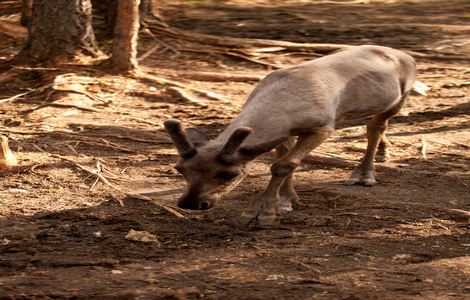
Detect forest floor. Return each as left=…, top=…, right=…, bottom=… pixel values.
left=0, top=0, right=469, bottom=299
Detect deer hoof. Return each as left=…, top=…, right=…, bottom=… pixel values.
left=278, top=201, right=293, bottom=214
left=257, top=214, right=277, bottom=227
left=238, top=212, right=257, bottom=227
left=344, top=178, right=361, bottom=186
left=375, top=152, right=390, bottom=162
left=238, top=211, right=277, bottom=228
left=363, top=178, right=377, bottom=186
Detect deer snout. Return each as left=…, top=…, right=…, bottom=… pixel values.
left=199, top=201, right=212, bottom=210
left=177, top=198, right=213, bottom=210
left=177, top=190, right=216, bottom=210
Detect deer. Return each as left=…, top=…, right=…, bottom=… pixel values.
left=164, top=45, right=428, bottom=227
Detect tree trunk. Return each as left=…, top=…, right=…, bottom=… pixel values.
left=139, top=0, right=153, bottom=27
left=16, top=0, right=102, bottom=64
left=91, top=0, right=117, bottom=38
left=111, top=0, right=140, bottom=73
left=20, top=0, right=33, bottom=27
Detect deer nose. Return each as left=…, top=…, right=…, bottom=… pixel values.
left=199, top=201, right=212, bottom=210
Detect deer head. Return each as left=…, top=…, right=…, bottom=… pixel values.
left=164, top=119, right=262, bottom=210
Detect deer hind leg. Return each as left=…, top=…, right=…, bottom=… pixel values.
left=345, top=98, right=406, bottom=186
left=239, top=127, right=333, bottom=227
left=375, top=120, right=392, bottom=162
left=275, top=137, right=299, bottom=214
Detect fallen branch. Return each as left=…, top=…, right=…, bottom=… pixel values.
left=405, top=50, right=470, bottom=61
left=172, top=71, right=264, bottom=82
left=179, top=47, right=283, bottom=69
left=149, top=20, right=350, bottom=53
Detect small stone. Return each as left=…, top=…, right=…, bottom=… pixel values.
left=125, top=229, right=160, bottom=244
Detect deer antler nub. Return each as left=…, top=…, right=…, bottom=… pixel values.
left=164, top=119, right=197, bottom=159
left=218, top=127, right=253, bottom=161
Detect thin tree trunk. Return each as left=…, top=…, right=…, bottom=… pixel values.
left=111, top=0, right=140, bottom=73
left=139, top=0, right=152, bottom=27
left=20, top=0, right=33, bottom=27
left=16, top=0, right=102, bottom=64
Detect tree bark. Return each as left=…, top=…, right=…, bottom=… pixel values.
left=111, top=0, right=140, bottom=73
left=20, top=0, right=33, bottom=27
left=16, top=0, right=102, bottom=64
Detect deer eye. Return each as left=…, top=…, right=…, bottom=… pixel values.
left=216, top=171, right=239, bottom=181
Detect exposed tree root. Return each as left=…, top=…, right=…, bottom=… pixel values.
left=0, top=136, right=18, bottom=171
left=135, top=70, right=229, bottom=103
left=0, top=20, right=27, bottom=40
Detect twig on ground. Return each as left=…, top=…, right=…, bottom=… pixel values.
left=454, top=175, right=469, bottom=190
left=131, top=117, right=161, bottom=127
left=31, top=144, right=186, bottom=219
left=32, top=144, right=125, bottom=206
left=0, top=91, right=31, bottom=104
left=51, top=88, right=110, bottom=104
left=166, top=86, right=205, bottom=106
left=136, top=71, right=229, bottom=102
left=0, top=84, right=51, bottom=104
left=23, top=103, right=98, bottom=114
left=446, top=208, right=470, bottom=218
left=0, top=129, right=170, bottom=144
left=125, top=193, right=187, bottom=219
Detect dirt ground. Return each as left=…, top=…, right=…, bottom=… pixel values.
left=0, top=0, right=469, bottom=299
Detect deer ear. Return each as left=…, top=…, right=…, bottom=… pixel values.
left=186, top=128, right=210, bottom=147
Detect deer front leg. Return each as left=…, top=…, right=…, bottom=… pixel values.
left=278, top=173, right=299, bottom=213
left=239, top=128, right=333, bottom=227
left=275, top=138, right=299, bottom=213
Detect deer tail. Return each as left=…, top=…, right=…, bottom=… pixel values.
left=412, top=81, right=430, bottom=96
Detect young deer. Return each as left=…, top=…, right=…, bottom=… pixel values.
left=164, top=45, right=427, bottom=227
